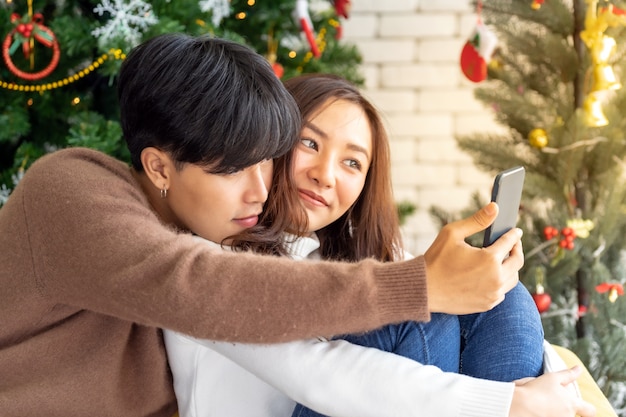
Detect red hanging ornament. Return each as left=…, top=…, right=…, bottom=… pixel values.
left=531, top=0, right=545, bottom=10
left=329, top=2, right=347, bottom=41
left=272, top=62, right=284, bottom=79
left=531, top=267, right=551, bottom=314
left=334, top=0, right=351, bottom=18
left=460, top=2, right=498, bottom=83
left=2, top=12, right=60, bottom=81
left=532, top=283, right=552, bottom=313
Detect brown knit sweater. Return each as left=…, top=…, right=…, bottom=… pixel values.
left=0, top=147, right=428, bottom=416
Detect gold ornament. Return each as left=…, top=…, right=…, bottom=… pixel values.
left=583, top=92, right=608, bottom=127
left=590, top=35, right=616, bottom=64
left=592, top=63, right=621, bottom=91
left=528, top=128, right=549, bottom=148
left=588, top=35, right=621, bottom=92
left=578, top=1, right=626, bottom=127
left=488, top=58, right=501, bottom=70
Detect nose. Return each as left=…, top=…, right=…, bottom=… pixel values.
left=244, top=163, right=271, bottom=203
left=309, top=155, right=335, bottom=188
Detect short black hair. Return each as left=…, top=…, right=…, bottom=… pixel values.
left=118, top=33, right=301, bottom=173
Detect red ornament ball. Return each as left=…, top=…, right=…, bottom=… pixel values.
left=532, top=292, right=552, bottom=313
left=272, top=62, right=284, bottom=79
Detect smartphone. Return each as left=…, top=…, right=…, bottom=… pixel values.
left=482, top=166, right=526, bottom=247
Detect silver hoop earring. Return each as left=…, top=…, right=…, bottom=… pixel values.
left=160, top=187, right=168, bottom=199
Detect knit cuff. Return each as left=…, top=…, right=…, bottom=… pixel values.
left=459, top=378, right=514, bottom=417
left=372, top=255, right=430, bottom=323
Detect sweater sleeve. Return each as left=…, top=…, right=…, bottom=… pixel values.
left=203, top=338, right=514, bottom=417
left=21, top=148, right=430, bottom=343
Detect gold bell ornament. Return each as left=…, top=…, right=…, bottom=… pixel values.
left=592, top=63, right=621, bottom=91
left=590, top=35, right=616, bottom=63
left=583, top=92, right=609, bottom=127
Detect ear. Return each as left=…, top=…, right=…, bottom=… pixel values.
left=140, top=147, right=175, bottom=190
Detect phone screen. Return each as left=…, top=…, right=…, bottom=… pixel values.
left=482, top=166, right=525, bottom=247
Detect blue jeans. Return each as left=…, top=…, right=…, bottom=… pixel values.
left=457, top=281, right=545, bottom=381
left=291, top=282, right=544, bottom=417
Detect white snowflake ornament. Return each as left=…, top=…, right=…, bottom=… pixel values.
left=91, top=0, right=158, bottom=49
left=199, top=0, right=231, bottom=26
left=0, top=184, right=11, bottom=207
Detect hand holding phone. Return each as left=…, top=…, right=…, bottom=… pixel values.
left=483, top=166, right=525, bottom=247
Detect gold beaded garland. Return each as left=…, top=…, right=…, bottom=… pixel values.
left=296, top=26, right=329, bottom=72
left=0, top=48, right=125, bottom=92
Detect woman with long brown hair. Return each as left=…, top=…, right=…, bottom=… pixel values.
left=281, top=73, right=543, bottom=416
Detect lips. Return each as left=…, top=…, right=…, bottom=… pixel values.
left=298, top=189, right=328, bottom=207
left=233, top=215, right=259, bottom=228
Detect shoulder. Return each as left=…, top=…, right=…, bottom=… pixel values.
left=19, top=147, right=148, bottom=230
left=28, top=147, right=128, bottom=180
left=24, top=147, right=139, bottom=204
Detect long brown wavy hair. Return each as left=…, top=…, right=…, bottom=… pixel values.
left=231, top=73, right=404, bottom=262
left=228, top=146, right=307, bottom=256
left=285, top=74, right=403, bottom=262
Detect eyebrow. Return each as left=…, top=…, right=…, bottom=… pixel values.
left=303, top=120, right=371, bottom=161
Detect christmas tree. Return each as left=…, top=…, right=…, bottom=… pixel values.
left=0, top=0, right=361, bottom=206
left=437, top=0, right=626, bottom=411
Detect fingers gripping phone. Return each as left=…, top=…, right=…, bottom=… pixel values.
left=482, top=166, right=526, bottom=247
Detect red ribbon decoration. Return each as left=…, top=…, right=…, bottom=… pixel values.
left=9, top=12, right=55, bottom=59
left=596, top=282, right=624, bottom=295
left=3, top=12, right=60, bottom=80
left=600, top=5, right=626, bottom=16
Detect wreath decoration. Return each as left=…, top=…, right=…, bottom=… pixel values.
left=2, top=12, right=60, bottom=81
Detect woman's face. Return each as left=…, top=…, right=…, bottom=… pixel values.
left=293, top=99, right=373, bottom=234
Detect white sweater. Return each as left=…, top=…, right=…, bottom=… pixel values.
left=164, top=235, right=516, bottom=417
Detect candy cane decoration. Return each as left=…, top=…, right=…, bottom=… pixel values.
left=295, top=0, right=320, bottom=58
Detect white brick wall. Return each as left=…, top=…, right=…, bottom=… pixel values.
left=342, top=0, right=498, bottom=254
